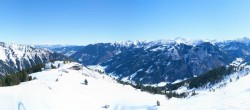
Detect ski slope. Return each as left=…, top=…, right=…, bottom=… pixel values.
left=0, top=62, right=250, bottom=110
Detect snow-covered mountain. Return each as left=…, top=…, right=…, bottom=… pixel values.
left=0, top=42, right=71, bottom=76
left=51, top=46, right=84, bottom=57
left=0, top=61, right=250, bottom=110
left=34, top=44, right=73, bottom=50
left=51, top=37, right=250, bottom=84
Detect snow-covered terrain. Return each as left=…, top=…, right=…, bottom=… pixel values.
left=0, top=62, right=250, bottom=110
left=0, top=42, right=51, bottom=62
left=0, top=62, right=166, bottom=110
left=0, top=42, right=70, bottom=75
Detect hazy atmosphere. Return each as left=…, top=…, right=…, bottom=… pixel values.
left=1, top=0, right=250, bottom=45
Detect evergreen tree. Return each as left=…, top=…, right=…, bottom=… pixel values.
left=0, top=63, right=45, bottom=87
left=28, top=76, right=32, bottom=81
left=51, top=64, right=56, bottom=69
left=84, top=79, right=88, bottom=85
left=156, top=100, right=160, bottom=106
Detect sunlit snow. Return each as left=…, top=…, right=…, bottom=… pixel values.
left=0, top=62, right=250, bottom=110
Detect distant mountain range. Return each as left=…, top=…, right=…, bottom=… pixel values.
left=39, top=37, right=250, bottom=84
left=0, top=42, right=71, bottom=76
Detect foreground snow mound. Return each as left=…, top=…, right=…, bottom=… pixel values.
left=0, top=62, right=166, bottom=110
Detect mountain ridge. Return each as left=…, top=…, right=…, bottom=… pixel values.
left=50, top=37, right=250, bottom=84
left=0, top=42, right=71, bottom=76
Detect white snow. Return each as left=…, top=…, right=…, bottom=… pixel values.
left=145, top=66, right=153, bottom=73
left=143, top=82, right=168, bottom=88
left=0, top=62, right=162, bottom=110
left=115, top=50, right=122, bottom=55
left=172, top=79, right=184, bottom=84
left=121, top=76, right=130, bottom=82
left=115, top=64, right=123, bottom=69
left=230, top=58, right=244, bottom=67
left=150, top=46, right=165, bottom=51
left=78, top=58, right=83, bottom=62
left=88, top=65, right=107, bottom=73
left=0, top=62, right=250, bottom=110
left=130, top=72, right=137, bottom=80
left=65, top=50, right=77, bottom=56
left=0, top=47, right=7, bottom=61
left=157, top=82, right=167, bottom=87
left=0, top=42, right=54, bottom=68
left=167, top=62, right=171, bottom=66
left=114, top=40, right=144, bottom=48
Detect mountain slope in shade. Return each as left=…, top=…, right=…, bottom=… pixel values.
left=0, top=42, right=71, bottom=76
left=51, top=46, right=84, bottom=57
left=51, top=41, right=226, bottom=84
left=51, top=37, right=250, bottom=84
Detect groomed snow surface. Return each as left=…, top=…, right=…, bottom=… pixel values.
left=0, top=62, right=250, bottom=110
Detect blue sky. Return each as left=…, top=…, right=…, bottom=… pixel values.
left=0, top=0, right=250, bottom=45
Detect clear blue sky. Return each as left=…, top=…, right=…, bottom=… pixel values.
left=0, top=0, right=250, bottom=45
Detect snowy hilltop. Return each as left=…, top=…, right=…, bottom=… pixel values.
left=0, top=61, right=250, bottom=110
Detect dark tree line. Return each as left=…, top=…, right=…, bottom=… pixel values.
left=117, top=80, right=164, bottom=94
left=116, top=66, right=235, bottom=99
left=166, top=66, right=235, bottom=91
left=0, top=64, right=44, bottom=86
left=188, top=66, right=234, bottom=89
left=117, top=79, right=190, bottom=99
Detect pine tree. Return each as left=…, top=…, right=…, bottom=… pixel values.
left=191, top=90, right=197, bottom=96
left=51, top=64, right=56, bottom=69
left=28, top=76, right=32, bottom=81
left=84, top=79, right=88, bottom=85
left=236, top=76, right=240, bottom=81
left=156, top=100, right=160, bottom=106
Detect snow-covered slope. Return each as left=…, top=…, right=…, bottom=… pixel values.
left=0, top=62, right=165, bottom=110
left=0, top=62, right=250, bottom=110
left=167, top=70, right=250, bottom=110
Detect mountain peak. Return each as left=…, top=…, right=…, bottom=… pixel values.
left=235, top=37, right=250, bottom=44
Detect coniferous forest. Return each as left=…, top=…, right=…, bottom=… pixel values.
left=117, top=66, right=236, bottom=99
left=0, top=64, right=44, bottom=86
